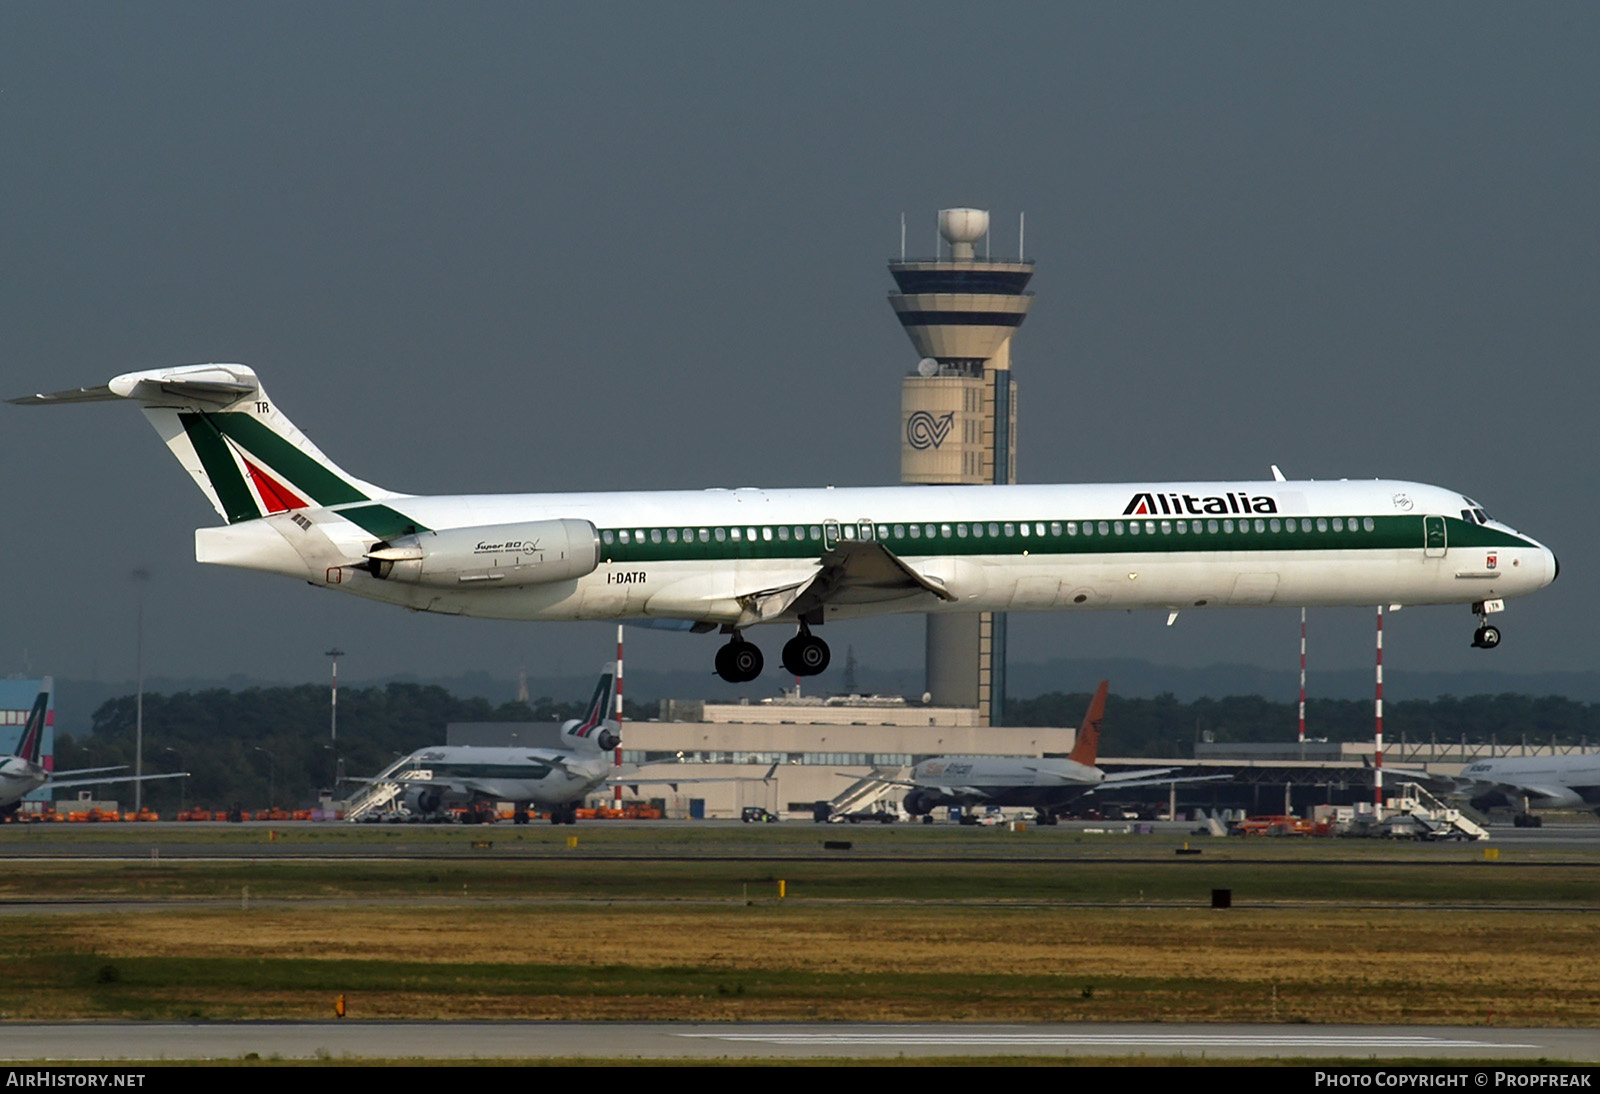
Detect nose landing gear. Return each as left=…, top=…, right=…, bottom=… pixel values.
left=1471, top=601, right=1503, bottom=649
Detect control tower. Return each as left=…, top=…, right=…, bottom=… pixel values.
left=890, top=209, right=1035, bottom=726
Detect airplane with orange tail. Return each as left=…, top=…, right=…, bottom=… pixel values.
left=898, top=681, right=1226, bottom=823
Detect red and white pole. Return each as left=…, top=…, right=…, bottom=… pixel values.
left=1298, top=608, right=1307, bottom=745
left=1374, top=606, right=1385, bottom=819
left=614, top=625, right=624, bottom=809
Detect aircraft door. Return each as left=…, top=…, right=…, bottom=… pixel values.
left=1424, top=516, right=1447, bottom=558
left=823, top=520, right=841, bottom=549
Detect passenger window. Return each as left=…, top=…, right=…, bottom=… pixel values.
left=619, top=530, right=631, bottom=544
left=651, top=529, right=663, bottom=544
left=602, top=530, right=615, bottom=545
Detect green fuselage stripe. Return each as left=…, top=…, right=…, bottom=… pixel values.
left=414, top=763, right=553, bottom=780
left=595, top=514, right=1531, bottom=565
left=336, top=504, right=431, bottom=539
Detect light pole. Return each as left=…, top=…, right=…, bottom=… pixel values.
left=131, top=567, right=150, bottom=813
left=325, top=648, right=344, bottom=791
left=162, top=746, right=184, bottom=814
left=253, top=746, right=276, bottom=810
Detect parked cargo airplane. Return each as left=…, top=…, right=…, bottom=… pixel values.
left=12, top=365, right=1558, bottom=681
left=895, top=681, right=1227, bottom=822
left=0, top=682, right=187, bottom=816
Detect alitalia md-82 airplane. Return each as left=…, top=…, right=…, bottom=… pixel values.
left=12, top=364, right=1558, bottom=682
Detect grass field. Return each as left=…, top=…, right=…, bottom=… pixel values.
left=2, top=823, right=1596, bottom=1027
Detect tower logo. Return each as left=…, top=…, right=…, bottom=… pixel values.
left=906, top=411, right=955, bottom=450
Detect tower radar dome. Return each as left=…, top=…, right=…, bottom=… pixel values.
left=938, top=208, right=989, bottom=246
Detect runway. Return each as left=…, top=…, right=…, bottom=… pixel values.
left=2, top=1021, right=1594, bottom=1062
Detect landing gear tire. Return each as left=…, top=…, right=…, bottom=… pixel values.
left=1472, top=624, right=1501, bottom=649
left=715, top=639, right=764, bottom=683
left=781, top=633, right=831, bottom=677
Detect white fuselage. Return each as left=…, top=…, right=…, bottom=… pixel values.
left=199, top=478, right=1557, bottom=628
left=1454, top=755, right=1600, bottom=811
left=397, top=746, right=612, bottom=810
left=0, top=758, right=47, bottom=811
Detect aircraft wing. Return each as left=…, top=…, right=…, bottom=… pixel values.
left=47, top=772, right=188, bottom=792
left=1490, top=782, right=1575, bottom=803
left=610, top=762, right=778, bottom=792
left=1086, top=771, right=1232, bottom=794
left=731, top=540, right=955, bottom=626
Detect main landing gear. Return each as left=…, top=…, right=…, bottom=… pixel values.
left=1471, top=601, right=1503, bottom=650
left=782, top=623, right=830, bottom=677
left=713, top=625, right=832, bottom=683
left=714, top=634, right=764, bottom=684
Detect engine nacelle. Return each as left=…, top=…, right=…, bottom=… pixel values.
left=365, top=519, right=600, bottom=588
left=405, top=785, right=444, bottom=815
left=903, top=788, right=939, bottom=816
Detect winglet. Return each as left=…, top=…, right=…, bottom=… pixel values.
left=1067, top=680, right=1109, bottom=767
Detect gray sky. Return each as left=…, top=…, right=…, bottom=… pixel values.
left=3, top=3, right=1596, bottom=694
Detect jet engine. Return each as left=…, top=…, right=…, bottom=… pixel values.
left=903, top=789, right=939, bottom=816
left=364, top=519, right=600, bottom=588
left=404, top=785, right=444, bottom=815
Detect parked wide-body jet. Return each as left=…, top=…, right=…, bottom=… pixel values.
left=379, top=670, right=622, bottom=825
left=12, top=365, right=1558, bottom=681
left=897, top=681, right=1226, bottom=822
left=362, top=667, right=775, bottom=824
left=1384, top=753, right=1600, bottom=826
left=0, top=681, right=187, bottom=815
